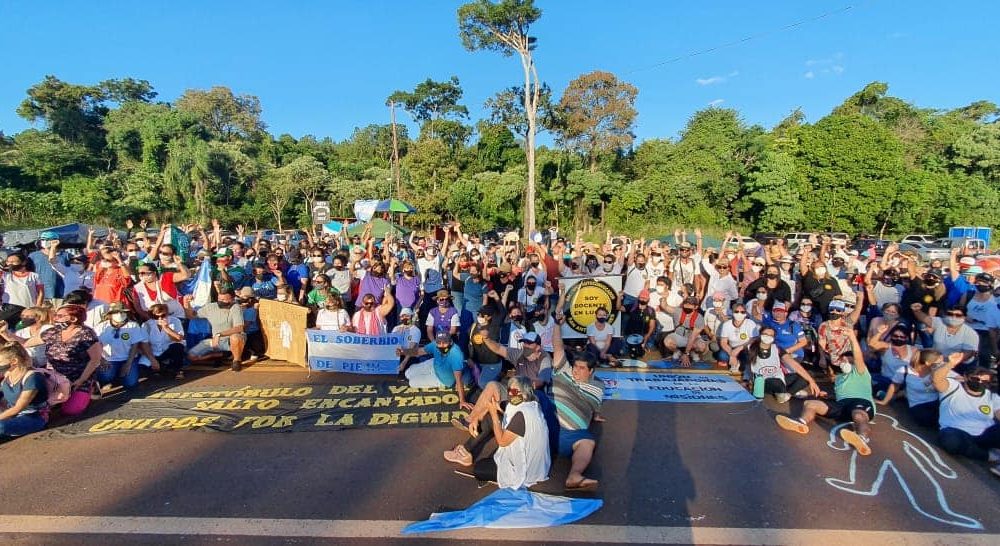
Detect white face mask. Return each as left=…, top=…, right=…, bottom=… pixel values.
left=760, top=334, right=775, bottom=345
left=712, top=300, right=723, bottom=308
left=111, top=312, right=128, bottom=323
left=277, top=295, right=289, bottom=302
left=800, top=304, right=813, bottom=313
left=751, top=265, right=762, bottom=273
left=815, top=267, right=827, bottom=277
left=602, top=264, right=613, bottom=272
left=312, top=257, right=324, bottom=264
left=756, top=293, right=767, bottom=301
left=733, top=312, right=747, bottom=321
left=656, top=286, right=666, bottom=294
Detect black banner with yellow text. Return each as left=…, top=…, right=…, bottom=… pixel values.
left=47, top=382, right=468, bottom=437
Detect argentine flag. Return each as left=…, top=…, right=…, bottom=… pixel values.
left=190, top=258, right=213, bottom=308
left=402, top=489, right=602, bottom=534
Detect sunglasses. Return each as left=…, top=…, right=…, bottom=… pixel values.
left=152, top=314, right=167, bottom=319
left=946, top=312, right=964, bottom=317
left=890, top=337, right=907, bottom=342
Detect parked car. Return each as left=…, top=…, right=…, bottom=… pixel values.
left=820, top=232, right=851, bottom=246
left=784, top=232, right=816, bottom=246
left=900, top=234, right=937, bottom=245
left=934, top=237, right=988, bottom=254
left=723, top=236, right=761, bottom=252
left=850, top=238, right=892, bottom=255
left=897, top=242, right=952, bottom=263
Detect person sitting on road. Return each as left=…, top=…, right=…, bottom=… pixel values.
left=776, top=329, right=875, bottom=457
left=140, top=303, right=186, bottom=380
left=930, top=353, right=1000, bottom=477
left=392, top=307, right=422, bottom=376
left=718, top=301, right=758, bottom=374
left=0, top=342, right=49, bottom=438
left=747, top=325, right=822, bottom=403
left=586, top=305, right=621, bottom=366
left=870, top=325, right=917, bottom=396
left=443, top=375, right=551, bottom=489
left=876, top=348, right=957, bottom=429
left=663, top=296, right=709, bottom=367
left=397, top=332, right=472, bottom=411
left=12, top=305, right=54, bottom=368
left=183, top=288, right=246, bottom=372
left=549, top=322, right=604, bottom=491
left=93, top=303, right=155, bottom=390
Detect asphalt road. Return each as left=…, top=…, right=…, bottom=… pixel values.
left=1, top=366, right=999, bottom=545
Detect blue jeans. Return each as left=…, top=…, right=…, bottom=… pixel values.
left=0, top=412, right=47, bottom=437
left=96, top=360, right=140, bottom=389
left=450, top=290, right=465, bottom=315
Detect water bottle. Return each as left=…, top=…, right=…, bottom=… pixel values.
left=753, top=375, right=765, bottom=399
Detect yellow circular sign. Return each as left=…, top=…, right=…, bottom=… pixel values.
left=923, top=295, right=933, bottom=304
left=471, top=332, right=484, bottom=345
left=980, top=405, right=991, bottom=416
left=563, top=279, right=618, bottom=334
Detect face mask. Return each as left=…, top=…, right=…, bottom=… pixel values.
left=111, top=312, right=127, bottom=323
left=751, top=265, right=762, bottom=273
left=218, top=301, right=233, bottom=309
left=477, top=316, right=488, bottom=326
left=829, top=311, right=843, bottom=319
left=760, top=334, right=775, bottom=345
left=712, top=300, right=723, bottom=308
left=943, top=316, right=964, bottom=327
left=511, top=315, right=523, bottom=323
left=924, top=278, right=939, bottom=287
left=890, top=338, right=907, bottom=347
left=800, top=304, right=813, bottom=313
left=70, top=263, right=85, bottom=273
left=966, top=377, right=987, bottom=394
left=403, top=269, right=414, bottom=276
left=438, top=345, right=451, bottom=355
left=602, top=264, right=613, bottom=272
left=312, top=257, right=324, bottom=264
left=526, top=284, right=537, bottom=290
left=277, top=295, right=289, bottom=302
left=882, top=277, right=895, bottom=285
left=733, top=312, right=747, bottom=321
left=883, top=311, right=898, bottom=321
left=508, top=391, right=525, bottom=405
left=814, top=267, right=827, bottom=277
left=976, top=284, right=992, bottom=293
left=19, top=317, right=36, bottom=327
left=682, top=307, right=695, bottom=314
left=656, top=286, right=666, bottom=294
left=438, top=300, right=449, bottom=308
left=400, top=317, right=411, bottom=324
left=766, top=273, right=779, bottom=280
left=426, top=250, right=437, bottom=258
left=53, top=320, right=71, bottom=330
left=596, top=316, right=608, bottom=323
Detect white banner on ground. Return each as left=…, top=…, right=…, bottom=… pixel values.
left=306, top=330, right=404, bottom=374
left=558, top=275, right=622, bottom=339
left=595, top=371, right=756, bottom=403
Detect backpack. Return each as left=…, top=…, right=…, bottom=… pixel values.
left=34, top=367, right=72, bottom=406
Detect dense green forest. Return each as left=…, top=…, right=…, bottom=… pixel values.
left=0, top=74, right=997, bottom=238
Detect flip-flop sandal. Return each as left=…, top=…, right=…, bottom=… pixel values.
left=839, top=429, right=872, bottom=456
left=775, top=415, right=809, bottom=435
left=450, top=417, right=471, bottom=433
left=565, top=478, right=599, bottom=492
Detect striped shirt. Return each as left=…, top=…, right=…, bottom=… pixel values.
left=552, top=355, right=604, bottom=430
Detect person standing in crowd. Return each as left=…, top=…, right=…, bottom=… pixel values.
left=352, top=286, right=395, bottom=336
left=2, top=253, right=44, bottom=317
left=133, top=263, right=186, bottom=321
left=30, top=231, right=66, bottom=305
left=965, top=272, right=1000, bottom=369
left=91, top=246, right=132, bottom=305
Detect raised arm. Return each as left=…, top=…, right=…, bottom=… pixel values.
left=932, top=351, right=964, bottom=393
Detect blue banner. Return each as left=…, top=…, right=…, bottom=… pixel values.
left=595, top=371, right=756, bottom=403
left=306, top=330, right=403, bottom=374
left=403, top=488, right=603, bottom=534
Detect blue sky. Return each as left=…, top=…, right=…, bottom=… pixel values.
left=1, top=1, right=997, bottom=144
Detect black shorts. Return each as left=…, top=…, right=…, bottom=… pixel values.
left=822, top=397, right=874, bottom=422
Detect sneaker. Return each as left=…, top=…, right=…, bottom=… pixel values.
left=793, top=389, right=809, bottom=399
left=990, top=464, right=1000, bottom=479
left=839, top=429, right=872, bottom=456
left=230, top=361, right=242, bottom=372
left=775, top=393, right=792, bottom=404
left=443, top=445, right=472, bottom=466
left=775, top=415, right=809, bottom=434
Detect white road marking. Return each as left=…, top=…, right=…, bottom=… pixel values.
left=0, top=516, right=997, bottom=545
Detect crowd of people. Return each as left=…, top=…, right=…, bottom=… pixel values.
left=1, top=220, right=999, bottom=486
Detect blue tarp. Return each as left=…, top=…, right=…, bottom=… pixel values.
left=402, top=488, right=603, bottom=535
left=2, top=223, right=126, bottom=247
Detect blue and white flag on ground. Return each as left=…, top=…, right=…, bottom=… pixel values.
left=402, top=488, right=602, bottom=535
left=190, top=259, right=213, bottom=308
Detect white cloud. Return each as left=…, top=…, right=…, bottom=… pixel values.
left=728, top=70, right=740, bottom=77
left=708, top=99, right=725, bottom=107
left=831, top=65, right=845, bottom=75
left=696, top=76, right=725, bottom=86
left=804, top=71, right=815, bottom=79
left=803, top=53, right=845, bottom=79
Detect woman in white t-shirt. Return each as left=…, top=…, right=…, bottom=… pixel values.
left=316, top=294, right=351, bottom=331
left=14, top=306, right=54, bottom=368
left=586, top=306, right=619, bottom=365
left=718, top=302, right=758, bottom=374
